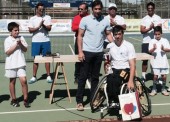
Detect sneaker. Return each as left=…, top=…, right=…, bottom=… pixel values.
left=149, top=90, right=157, bottom=96
left=167, top=87, right=170, bottom=92
left=47, top=76, right=53, bottom=83
left=77, top=103, right=84, bottom=111
left=109, top=100, right=120, bottom=109
left=11, top=99, right=20, bottom=107
left=109, top=102, right=116, bottom=108
left=162, top=90, right=169, bottom=96
left=28, top=77, right=37, bottom=84
left=24, top=100, right=31, bottom=108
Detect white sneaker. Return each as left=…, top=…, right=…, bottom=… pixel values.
left=28, top=77, right=37, bottom=84
left=162, top=90, right=169, bottom=96
left=167, top=87, right=170, bottom=92
left=47, top=76, right=53, bottom=83
left=149, top=90, right=157, bottom=96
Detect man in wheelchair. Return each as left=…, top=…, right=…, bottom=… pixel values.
left=106, top=25, right=136, bottom=106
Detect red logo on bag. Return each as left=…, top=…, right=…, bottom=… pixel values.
left=122, top=103, right=136, bottom=115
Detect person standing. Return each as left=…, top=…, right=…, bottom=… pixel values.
left=103, top=3, right=126, bottom=73
left=28, top=2, right=52, bottom=84
left=103, top=3, right=126, bottom=49
left=72, top=2, right=88, bottom=84
left=4, top=22, right=30, bottom=107
left=149, top=26, right=170, bottom=96
left=76, top=0, right=113, bottom=111
left=140, top=2, right=162, bottom=80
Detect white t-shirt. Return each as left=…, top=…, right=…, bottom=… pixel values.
left=108, top=40, right=136, bottom=69
left=28, top=15, right=51, bottom=42
left=149, top=38, right=170, bottom=68
left=141, top=14, right=162, bottom=43
left=104, top=15, right=126, bottom=42
left=4, top=36, right=28, bottom=69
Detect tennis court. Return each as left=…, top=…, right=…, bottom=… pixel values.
left=0, top=32, right=170, bottom=122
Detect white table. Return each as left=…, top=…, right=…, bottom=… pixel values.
left=34, top=55, right=80, bottom=104
left=135, top=53, right=153, bottom=61
left=34, top=53, right=153, bottom=104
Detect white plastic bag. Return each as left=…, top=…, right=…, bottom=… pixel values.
left=118, top=89, right=141, bottom=121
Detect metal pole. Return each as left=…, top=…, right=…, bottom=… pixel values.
left=18, top=0, right=20, bottom=19
left=168, top=0, right=169, bottom=18
left=121, top=0, right=122, bottom=16
left=161, top=2, right=162, bottom=18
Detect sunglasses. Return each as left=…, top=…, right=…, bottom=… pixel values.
left=109, top=7, right=117, bottom=10
left=78, top=8, right=84, bottom=11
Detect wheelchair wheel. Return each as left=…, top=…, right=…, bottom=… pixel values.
left=90, top=76, right=107, bottom=111
left=120, top=83, right=129, bottom=94
left=135, top=77, right=151, bottom=116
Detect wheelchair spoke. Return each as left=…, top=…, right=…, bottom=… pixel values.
left=135, top=77, right=152, bottom=116
left=90, top=76, right=107, bottom=111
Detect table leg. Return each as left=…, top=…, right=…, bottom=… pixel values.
left=49, top=62, right=60, bottom=104
left=49, top=62, right=72, bottom=104
left=61, top=62, right=72, bottom=103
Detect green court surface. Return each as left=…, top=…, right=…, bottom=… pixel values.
left=0, top=33, right=170, bottom=122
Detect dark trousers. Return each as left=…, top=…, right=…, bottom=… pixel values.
left=107, top=68, right=130, bottom=103
left=76, top=51, right=103, bottom=104
left=74, top=38, right=80, bottom=79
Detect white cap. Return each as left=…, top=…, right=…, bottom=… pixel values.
left=108, top=3, right=117, bottom=8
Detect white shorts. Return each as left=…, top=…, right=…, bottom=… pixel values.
left=5, top=67, right=26, bottom=78
left=152, top=68, right=169, bottom=75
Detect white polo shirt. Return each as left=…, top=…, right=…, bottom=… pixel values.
left=4, top=36, right=28, bottom=69
left=104, top=15, right=126, bottom=42
left=28, top=15, right=51, bottom=42
left=141, top=14, right=162, bottom=43
left=105, top=15, right=125, bottom=26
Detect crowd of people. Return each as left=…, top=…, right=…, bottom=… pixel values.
left=3, top=0, right=170, bottom=113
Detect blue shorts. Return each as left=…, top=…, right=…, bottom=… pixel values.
left=31, top=41, right=51, bottom=56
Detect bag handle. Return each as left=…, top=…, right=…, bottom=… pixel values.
left=120, top=83, right=135, bottom=95
left=120, top=83, right=127, bottom=95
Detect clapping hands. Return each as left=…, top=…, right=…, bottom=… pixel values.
left=38, top=19, right=45, bottom=29
left=110, top=18, right=117, bottom=26
left=161, top=45, right=165, bottom=52
left=149, top=22, right=154, bottom=30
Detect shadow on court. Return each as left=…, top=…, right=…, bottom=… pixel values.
left=45, top=89, right=91, bottom=105
left=0, top=94, right=10, bottom=103
left=37, top=72, right=63, bottom=81
left=17, top=91, right=41, bottom=103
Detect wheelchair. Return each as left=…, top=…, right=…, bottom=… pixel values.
left=90, top=73, right=152, bottom=119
